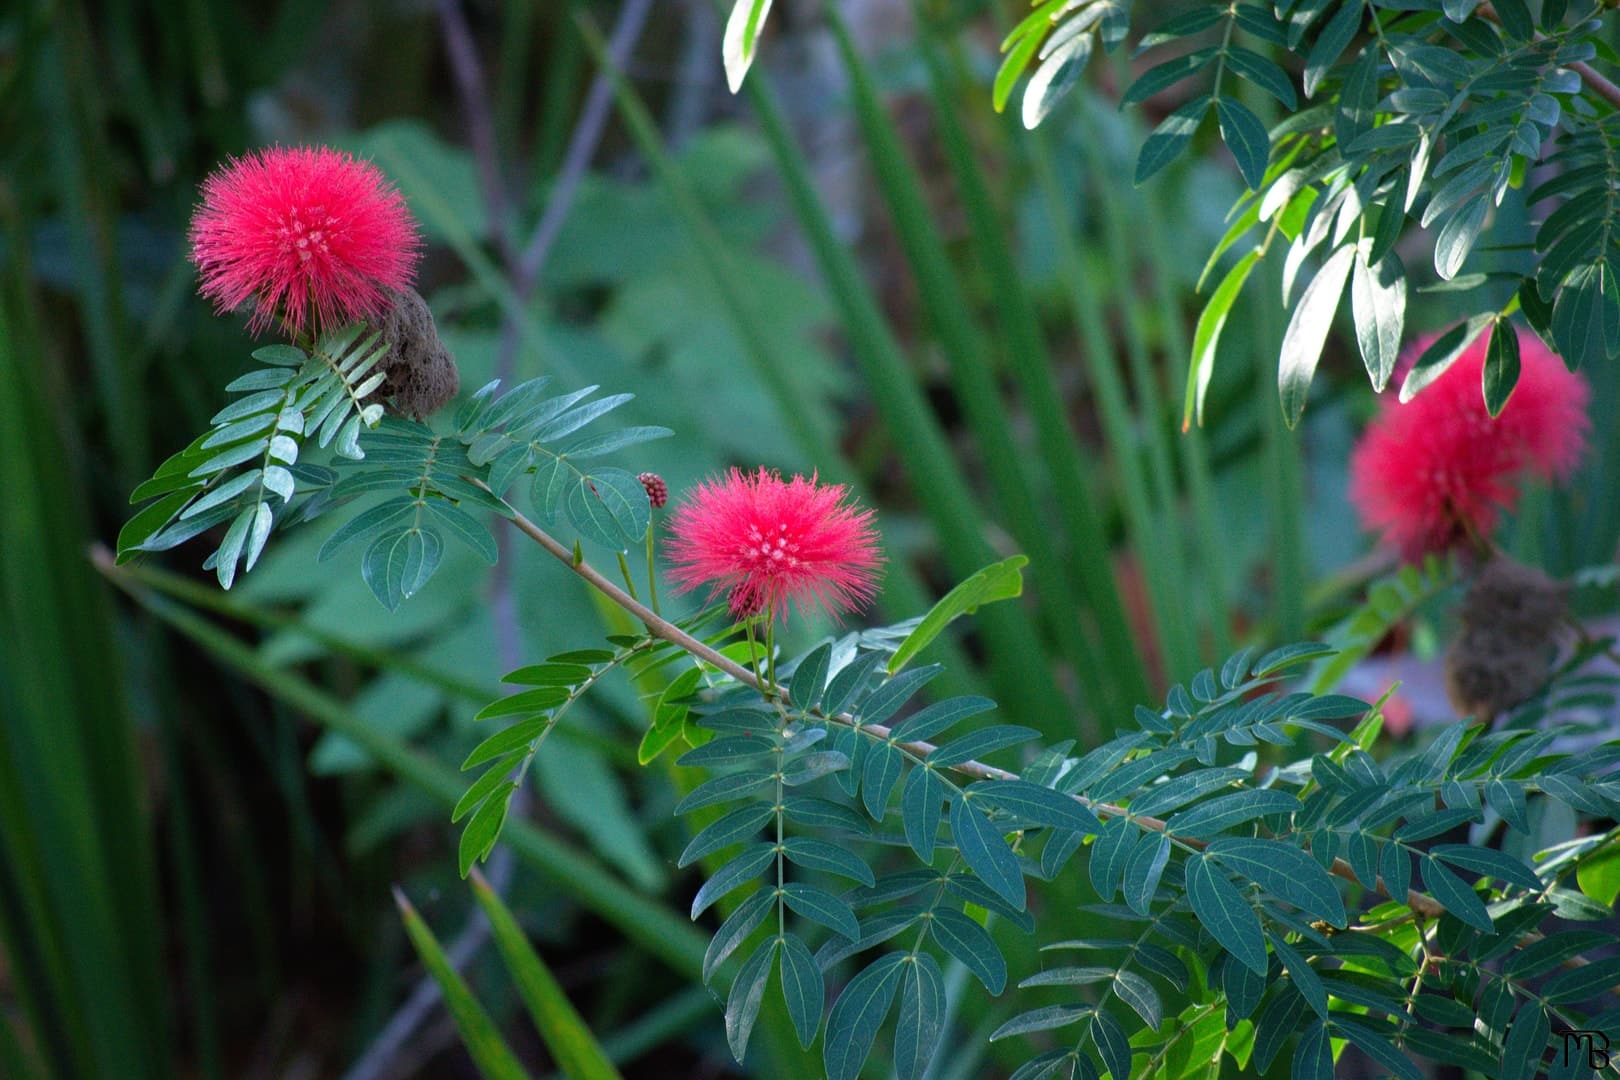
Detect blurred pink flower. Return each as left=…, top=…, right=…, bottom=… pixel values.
left=189, top=146, right=419, bottom=338
left=666, top=468, right=882, bottom=624
left=1349, top=328, right=1589, bottom=559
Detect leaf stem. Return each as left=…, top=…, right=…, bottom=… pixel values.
left=645, top=524, right=660, bottom=616
left=490, top=491, right=1457, bottom=919
left=616, top=550, right=640, bottom=601
left=764, top=619, right=778, bottom=694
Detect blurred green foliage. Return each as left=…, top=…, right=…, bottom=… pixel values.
left=4, top=0, right=1619, bottom=1077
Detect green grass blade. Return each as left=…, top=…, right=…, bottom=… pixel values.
left=827, top=10, right=1108, bottom=733
left=1131, top=139, right=1234, bottom=664
left=395, top=888, right=533, bottom=1080
left=734, top=30, right=1069, bottom=730
left=917, top=22, right=1150, bottom=719
left=470, top=869, right=624, bottom=1080
left=1257, top=258, right=1308, bottom=642
left=1079, top=118, right=1202, bottom=679
left=2, top=256, right=170, bottom=1078
left=0, top=1012, right=39, bottom=1080
left=97, top=565, right=713, bottom=981
left=1025, top=133, right=1184, bottom=690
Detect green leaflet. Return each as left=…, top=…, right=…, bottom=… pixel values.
left=1186, top=856, right=1269, bottom=976
left=888, top=556, right=1028, bottom=674
left=394, top=889, right=531, bottom=1080
left=470, top=872, right=623, bottom=1080
left=823, top=953, right=906, bottom=1080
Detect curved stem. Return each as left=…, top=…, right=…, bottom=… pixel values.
left=491, top=493, right=1453, bottom=918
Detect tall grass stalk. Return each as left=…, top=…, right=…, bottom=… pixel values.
left=734, top=32, right=1072, bottom=732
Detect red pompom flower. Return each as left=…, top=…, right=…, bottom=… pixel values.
left=189, top=146, right=419, bottom=338
left=666, top=468, right=883, bottom=624
left=1349, top=328, right=1590, bottom=559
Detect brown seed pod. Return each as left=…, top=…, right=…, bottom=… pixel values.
left=638, top=472, right=668, bottom=509
left=1444, top=556, right=1567, bottom=722
left=364, top=287, right=460, bottom=420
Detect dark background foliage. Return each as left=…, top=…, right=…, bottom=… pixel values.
left=4, top=0, right=1618, bottom=1077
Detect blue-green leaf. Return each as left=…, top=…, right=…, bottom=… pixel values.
left=1253, top=987, right=1307, bottom=1072
left=1090, top=816, right=1137, bottom=902
left=789, top=643, right=833, bottom=710
left=1499, top=1002, right=1549, bottom=1080
left=783, top=837, right=876, bottom=886
left=859, top=666, right=943, bottom=726
left=1123, top=833, right=1171, bottom=915
left=1430, top=844, right=1542, bottom=890
left=424, top=498, right=498, bottom=563
left=862, top=742, right=905, bottom=820
left=1484, top=317, right=1522, bottom=417
left=1216, top=96, right=1273, bottom=190
left=565, top=467, right=650, bottom=550
left=782, top=796, right=870, bottom=835
left=1223, top=950, right=1267, bottom=1021
left=1269, top=933, right=1327, bottom=1019
left=989, top=1005, right=1092, bottom=1041
left=675, top=772, right=775, bottom=815
left=1420, top=855, right=1493, bottom=931
left=692, top=847, right=776, bottom=918
left=1541, top=955, right=1620, bottom=1004
left=725, top=936, right=778, bottom=1063
left=1113, top=970, right=1162, bottom=1030
left=929, top=726, right=1042, bottom=767
left=778, top=934, right=823, bottom=1048
left=1351, top=244, right=1407, bottom=391
left=1137, top=96, right=1211, bottom=184
left=679, top=803, right=775, bottom=868
left=891, top=696, right=997, bottom=742
left=1187, top=855, right=1268, bottom=975
left=1168, top=789, right=1302, bottom=838
left=1208, top=837, right=1347, bottom=926
left=953, top=797, right=1025, bottom=910
left=823, top=953, right=906, bottom=1080
left=1294, top=1019, right=1334, bottom=1080
left=781, top=883, right=860, bottom=940
left=1091, top=1008, right=1133, bottom=1080
left=893, top=953, right=946, bottom=1080
left=703, top=887, right=776, bottom=983
left=902, top=767, right=946, bottom=864
left=932, top=907, right=1006, bottom=993
left=968, top=779, right=1103, bottom=834
left=824, top=653, right=886, bottom=716
left=1333, top=1015, right=1424, bottom=1080
left=781, top=751, right=851, bottom=786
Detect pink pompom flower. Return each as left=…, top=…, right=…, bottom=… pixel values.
left=666, top=468, right=883, bottom=624
left=189, top=146, right=420, bottom=338
left=1349, top=328, right=1590, bottom=559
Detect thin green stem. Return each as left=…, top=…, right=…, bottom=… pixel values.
left=616, top=551, right=640, bottom=602
left=743, top=618, right=764, bottom=688
left=645, top=526, right=660, bottom=616
left=764, top=619, right=779, bottom=695
left=775, top=753, right=786, bottom=942
left=94, top=551, right=713, bottom=979
left=488, top=497, right=1456, bottom=918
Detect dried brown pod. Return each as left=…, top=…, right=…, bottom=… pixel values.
left=1444, top=556, right=1567, bottom=722
left=364, top=287, right=459, bottom=420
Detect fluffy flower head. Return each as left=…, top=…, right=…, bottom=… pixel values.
left=1349, top=328, right=1590, bottom=558
left=189, top=146, right=419, bottom=338
left=666, top=468, right=882, bottom=624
